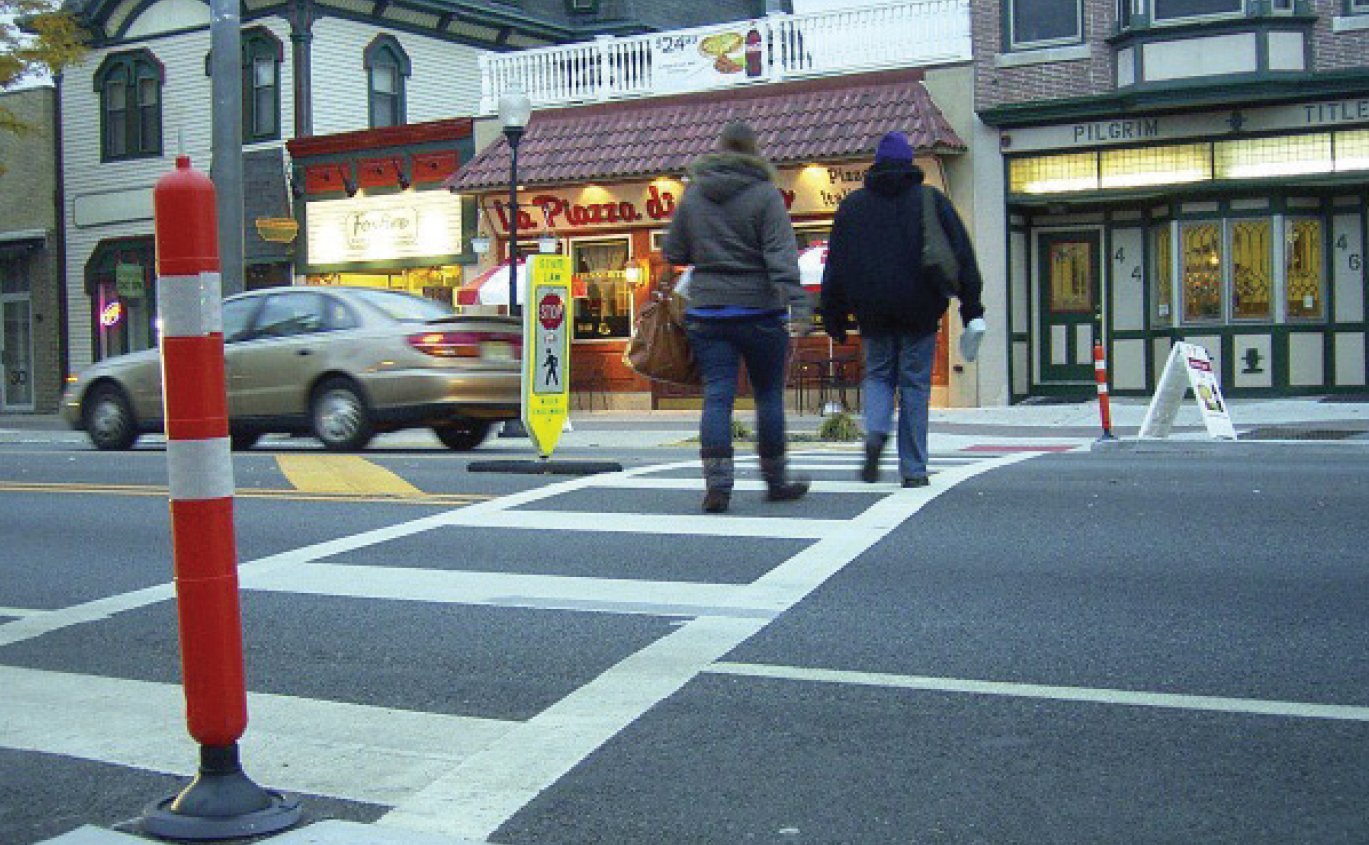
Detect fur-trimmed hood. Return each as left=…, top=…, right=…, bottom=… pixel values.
left=686, top=152, right=778, bottom=204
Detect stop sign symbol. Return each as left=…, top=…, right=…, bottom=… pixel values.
left=538, top=293, right=565, bottom=331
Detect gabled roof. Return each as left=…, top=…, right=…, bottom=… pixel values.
left=446, top=69, right=965, bottom=192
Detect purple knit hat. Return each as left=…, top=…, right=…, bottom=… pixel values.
left=874, top=131, right=914, bottom=164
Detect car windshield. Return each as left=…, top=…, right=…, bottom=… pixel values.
left=349, top=289, right=455, bottom=322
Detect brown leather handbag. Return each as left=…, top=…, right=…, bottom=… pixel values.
left=623, top=291, right=702, bottom=386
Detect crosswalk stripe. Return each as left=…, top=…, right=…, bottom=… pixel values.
left=0, top=665, right=514, bottom=807
left=240, top=562, right=782, bottom=619
left=707, top=662, right=1369, bottom=723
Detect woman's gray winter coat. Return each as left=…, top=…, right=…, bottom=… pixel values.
left=662, top=152, right=810, bottom=321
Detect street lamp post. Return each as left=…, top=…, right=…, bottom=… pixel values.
left=499, top=90, right=532, bottom=316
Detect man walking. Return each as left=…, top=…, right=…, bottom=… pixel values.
left=819, top=131, right=987, bottom=487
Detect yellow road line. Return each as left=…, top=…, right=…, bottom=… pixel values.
left=275, top=454, right=426, bottom=498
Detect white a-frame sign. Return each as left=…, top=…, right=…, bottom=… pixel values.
left=1139, top=342, right=1238, bottom=440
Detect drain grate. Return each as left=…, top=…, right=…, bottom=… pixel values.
left=1241, top=426, right=1369, bottom=441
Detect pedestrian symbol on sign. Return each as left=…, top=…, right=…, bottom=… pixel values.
left=543, top=347, right=560, bottom=386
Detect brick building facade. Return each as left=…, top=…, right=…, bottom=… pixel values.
left=973, top=0, right=1369, bottom=399
left=0, top=87, right=63, bottom=413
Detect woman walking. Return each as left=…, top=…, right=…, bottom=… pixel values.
left=663, top=120, right=812, bottom=513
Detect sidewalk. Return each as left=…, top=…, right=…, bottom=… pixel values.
left=5, top=396, right=1369, bottom=452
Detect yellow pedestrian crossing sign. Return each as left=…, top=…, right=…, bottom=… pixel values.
left=521, top=254, right=572, bottom=457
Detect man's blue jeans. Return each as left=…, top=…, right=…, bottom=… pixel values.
left=862, top=331, right=937, bottom=481
left=685, top=315, right=791, bottom=457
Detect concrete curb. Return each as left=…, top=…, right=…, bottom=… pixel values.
left=1091, top=437, right=1369, bottom=455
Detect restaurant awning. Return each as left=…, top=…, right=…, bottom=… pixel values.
left=444, top=68, right=965, bottom=193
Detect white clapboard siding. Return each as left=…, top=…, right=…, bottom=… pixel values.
left=62, top=15, right=294, bottom=369
left=309, top=17, right=483, bottom=136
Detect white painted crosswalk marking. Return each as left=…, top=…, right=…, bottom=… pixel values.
left=5, top=447, right=1051, bottom=845
left=706, top=662, right=1369, bottom=723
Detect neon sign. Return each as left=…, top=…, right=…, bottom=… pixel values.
left=100, top=300, right=124, bottom=328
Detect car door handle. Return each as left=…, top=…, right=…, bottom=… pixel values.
left=297, top=349, right=313, bottom=356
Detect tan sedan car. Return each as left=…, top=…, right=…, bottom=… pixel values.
left=61, top=286, right=523, bottom=451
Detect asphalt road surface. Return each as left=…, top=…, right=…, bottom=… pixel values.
left=1, top=434, right=1367, bottom=845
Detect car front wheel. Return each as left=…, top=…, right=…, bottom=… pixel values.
left=83, top=384, right=138, bottom=451
left=433, top=420, right=493, bottom=451
left=310, top=378, right=374, bottom=451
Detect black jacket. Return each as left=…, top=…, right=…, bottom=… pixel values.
left=819, top=161, right=984, bottom=339
left=662, top=152, right=810, bottom=320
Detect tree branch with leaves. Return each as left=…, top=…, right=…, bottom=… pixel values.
left=2, top=0, right=86, bottom=131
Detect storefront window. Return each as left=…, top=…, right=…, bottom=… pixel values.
left=1337, top=129, right=1369, bottom=172
left=1181, top=222, right=1223, bottom=323
left=1151, top=224, right=1173, bottom=324
left=572, top=238, right=632, bottom=340
left=306, top=265, right=463, bottom=305
left=1285, top=217, right=1324, bottom=319
left=1230, top=218, right=1272, bottom=320
left=1214, top=134, right=1332, bottom=181
left=1159, top=215, right=1327, bottom=326
left=87, top=239, right=156, bottom=360
left=1102, top=143, right=1209, bottom=190
left=1010, top=152, right=1097, bottom=194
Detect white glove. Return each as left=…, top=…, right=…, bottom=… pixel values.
left=960, top=317, right=986, bottom=362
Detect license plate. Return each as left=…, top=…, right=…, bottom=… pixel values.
left=482, top=341, right=515, bottom=361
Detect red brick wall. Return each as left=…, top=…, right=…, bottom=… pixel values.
left=975, top=1, right=1369, bottom=111
left=974, top=0, right=1117, bottom=111
left=1311, top=0, right=1369, bottom=70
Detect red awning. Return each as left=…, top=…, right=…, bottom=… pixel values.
left=445, top=69, right=964, bottom=193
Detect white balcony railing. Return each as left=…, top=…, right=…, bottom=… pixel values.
left=478, top=0, right=971, bottom=114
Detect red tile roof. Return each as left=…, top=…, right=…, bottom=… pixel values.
left=445, top=69, right=965, bottom=192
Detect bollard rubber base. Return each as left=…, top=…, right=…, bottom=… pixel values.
left=140, top=744, right=301, bottom=841
left=468, top=459, right=622, bottom=475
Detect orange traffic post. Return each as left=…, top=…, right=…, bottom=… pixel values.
left=140, top=155, right=301, bottom=840
left=1094, top=339, right=1117, bottom=442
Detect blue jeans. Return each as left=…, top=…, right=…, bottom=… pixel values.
left=862, top=331, right=936, bottom=480
left=685, top=315, right=791, bottom=457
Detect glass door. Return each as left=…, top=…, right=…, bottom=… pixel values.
left=1038, top=231, right=1100, bottom=384
left=1, top=296, right=34, bottom=410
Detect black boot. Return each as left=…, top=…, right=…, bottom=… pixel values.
left=759, top=454, right=810, bottom=502
left=701, top=446, right=734, bottom=513
left=861, top=432, right=888, bottom=483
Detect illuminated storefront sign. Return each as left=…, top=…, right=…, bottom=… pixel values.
left=483, top=159, right=943, bottom=236
left=306, top=190, right=463, bottom=266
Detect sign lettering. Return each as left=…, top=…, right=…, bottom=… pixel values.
left=345, top=208, right=418, bottom=249
left=1072, top=118, right=1160, bottom=144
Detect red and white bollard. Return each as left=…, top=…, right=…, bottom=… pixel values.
left=140, top=155, right=300, bottom=839
left=1094, top=339, right=1117, bottom=442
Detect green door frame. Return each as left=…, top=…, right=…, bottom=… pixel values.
left=1038, top=230, right=1102, bottom=385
